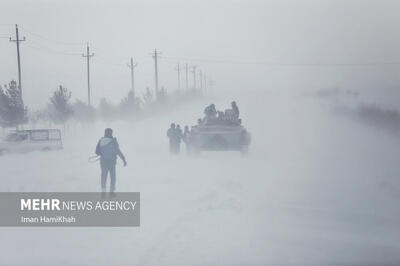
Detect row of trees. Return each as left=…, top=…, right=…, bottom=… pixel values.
left=0, top=80, right=202, bottom=129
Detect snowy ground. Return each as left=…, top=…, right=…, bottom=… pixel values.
left=1, top=88, right=400, bottom=265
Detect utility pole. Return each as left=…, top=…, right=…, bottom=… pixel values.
left=82, top=43, right=94, bottom=106
left=185, top=63, right=189, bottom=90
left=127, top=57, right=138, bottom=98
left=191, top=66, right=197, bottom=90
left=204, top=73, right=207, bottom=94
left=151, top=49, right=161, bottom=99
left=199, top=70, right=203, bottom=91
left=209, top=79, right=215, bottom=94
left=175, top=63, right=182, bottom=90
left=9, top=24, right=26, bottom=97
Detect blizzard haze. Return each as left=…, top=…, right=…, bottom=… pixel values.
left=0, top=0, right=400, bottom=107
left=1, top=0, right=400, bottom=265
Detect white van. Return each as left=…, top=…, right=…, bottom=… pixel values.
left=0, top=129, right=63, bottom=155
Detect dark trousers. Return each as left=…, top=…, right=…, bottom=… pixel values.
left=101, top=162, right=116, bottom=192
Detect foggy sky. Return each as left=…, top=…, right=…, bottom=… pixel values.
left=1, top=0, right=400, bottom=108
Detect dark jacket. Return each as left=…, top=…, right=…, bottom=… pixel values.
left=95, top=137, right=126, bottom=165
left=175, top=128, right=183, bottom=143
left=167, top=128, right=176, bottom=141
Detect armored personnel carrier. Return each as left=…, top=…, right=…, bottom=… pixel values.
left=186, top=116, right=251, bottom=155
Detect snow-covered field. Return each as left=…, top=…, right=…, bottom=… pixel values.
left=1, top=88, right=400, bottom=265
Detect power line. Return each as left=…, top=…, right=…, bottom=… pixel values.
left=158, top=59, right=177, bottom=65
left=20, top=29, right=142, bottom=66
left=95, top=55, right=126, bottom=68
left=135, top=55, right=151, bottom=61
left=161, top=56, right=400, bottom=67
left=19, top=25, right=85, bottom=46
left=24, top=40, right=81, bottom=56
left=24, top=37, right=147, bottom=69
left=24, top=40, right=144, bottom=70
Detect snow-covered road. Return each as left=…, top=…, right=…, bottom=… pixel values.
left=1, top=89, right=400, bottom=265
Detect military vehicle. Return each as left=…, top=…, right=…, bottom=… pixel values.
left=186, top=113, right=251, bottom=155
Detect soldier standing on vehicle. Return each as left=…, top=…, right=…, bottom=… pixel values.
left=95, top=128, right=127, bottom=194
left=231, top=101, right=240, bottom=119
left=204, top=104, right=217, bottom=119
left=167, top=123, right=177, bottom=154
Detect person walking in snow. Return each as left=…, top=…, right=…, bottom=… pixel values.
left=183, top=125, right=191, bottom=152
left=95, top=128, right=127, bottom=193
left=167, top=123, right=177, bottom=154
left=175, top=124, right=183, bottom=154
